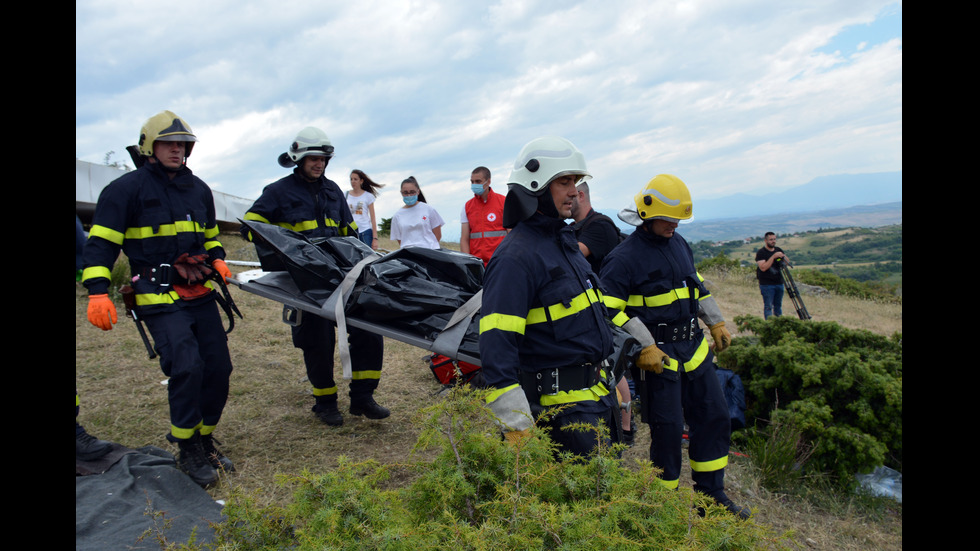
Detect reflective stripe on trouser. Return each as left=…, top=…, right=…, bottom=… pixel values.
left=142, top=299, right=234, bottom=440
left=291, top=314, right=383, bottom=398
left=641, top=359, right=731, bottom=498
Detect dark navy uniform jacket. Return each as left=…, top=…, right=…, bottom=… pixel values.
left=479, top=213, right=614, bottom=408
left=244, top=170, right=357, bottom=240
left=82, top=161, right=226, bottom=315
left=600, top=229, right=714, bottom=376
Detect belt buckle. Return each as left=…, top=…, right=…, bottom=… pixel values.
left=151, top=264, right=172, bottom=287
left=536, top=369, right=559, bottom=395
left=656, top=322, right=667, bottom=345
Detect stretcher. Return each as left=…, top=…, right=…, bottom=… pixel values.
left=230, top=221, right=485, bottom=379
left=229, top=269, right=483, bottom=367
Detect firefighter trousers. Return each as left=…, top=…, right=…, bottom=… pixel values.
left=291, top=313, right=384, bottom=400
left=639, top=360, right=731, bottom=499
left=143, top=298, right=234, bottom=440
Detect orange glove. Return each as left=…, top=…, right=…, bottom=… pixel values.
left=211, top=259, right=232, bottom=283
left=637, top=343, right=670, bottom=374
left=709, top=322, right=732, bottom=354
left=87, top=294, right=118, bottom=331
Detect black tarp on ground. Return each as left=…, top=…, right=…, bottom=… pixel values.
left=76, top=444, right=225, bottom=550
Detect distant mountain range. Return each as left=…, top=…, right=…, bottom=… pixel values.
left=600, top=171, right=902, bottom=244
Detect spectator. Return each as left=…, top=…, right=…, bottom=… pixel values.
left=346, top=169, right=384, bottom=250
left=755, top=232, right=789, bottom=319
left=460, top=166, right=506, bottom=266
left=390, top=176, right=445, bottom=249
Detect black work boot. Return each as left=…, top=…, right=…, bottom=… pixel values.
left=697, top=492, right=751, bottom=520
left=349, top=395, right=390, bottom=419
left=200, top=434, right=235, bottom=472
left=76, top=423, right=112, bottom=461
left=177, top=434, right=219, bottom=487
left=313, top=396, right=344, bottom=426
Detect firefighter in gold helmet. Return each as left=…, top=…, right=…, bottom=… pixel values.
left=599, top=174, right=751, bottom=519
left=81, top=110, right=236, bottom=488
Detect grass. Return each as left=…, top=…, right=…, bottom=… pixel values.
left=76, top=231, right=902, bottom=550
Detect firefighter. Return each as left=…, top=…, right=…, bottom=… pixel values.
left=82, top=110, right=236, bottom=487
left=244, top=127, right=388, bottom=426
left=599, top=174, right=751, bottom=519
left=479, top=136, right=661, bottom=457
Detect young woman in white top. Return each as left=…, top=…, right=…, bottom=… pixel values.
left=346, top=169, right=384, bottom=250
left=390, top=176, right=445, bottom=249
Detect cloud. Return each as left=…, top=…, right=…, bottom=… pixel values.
left=76, top=0, right=902, bottom=242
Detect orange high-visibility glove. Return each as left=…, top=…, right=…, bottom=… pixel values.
left=637, top=343, right=670, bottom=374
left=211, top=259, right=232, bottom=283
left=87, top=294, right=118, bottom=331
left=709, top=322, right=732, bottom=354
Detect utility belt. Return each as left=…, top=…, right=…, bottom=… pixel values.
left=133, top=263, right=180, bottom=287
left=469, top=230, right=507, bottom=239
left=519, top=359, right=611, bottom=397
left=651, top=317, right=700, bottom=345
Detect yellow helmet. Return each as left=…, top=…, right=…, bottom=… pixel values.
left=619, top=174, right=693, bottom=226
left=138, top=110, right=198, bottom=158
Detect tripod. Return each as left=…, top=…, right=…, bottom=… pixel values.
left=778, top=262, right=811, bottom=320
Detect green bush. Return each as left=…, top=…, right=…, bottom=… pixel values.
left=794, top=268, right=900, bottom=303
left=201, top=387, right=788, bottom=550
left=696, top=252, right=746, bottom=274
left=717, top=316, right=902, bottom=485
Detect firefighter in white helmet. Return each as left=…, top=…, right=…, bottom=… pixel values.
left=479, top=136, right=662, bottom=457
left=244, top=127, right=388, bottom=427
left=600, top=174, right=751, bottom=519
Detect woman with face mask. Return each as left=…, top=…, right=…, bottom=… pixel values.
left=390, top=176, right=445, bottom=249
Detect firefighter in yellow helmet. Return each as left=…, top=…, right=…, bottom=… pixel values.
left=599, top=174, right=750, bottom=519
left=81, top=110, right=235, bottom=488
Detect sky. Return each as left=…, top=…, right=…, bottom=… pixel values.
left=76, top=0, right=902, bottom=243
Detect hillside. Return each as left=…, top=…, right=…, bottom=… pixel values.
left=75, top=233, right=902, bottom=550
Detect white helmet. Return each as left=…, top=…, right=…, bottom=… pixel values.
left=278, top=126, right=335, bottom=168
left=502, top=136, right=591, bottom=227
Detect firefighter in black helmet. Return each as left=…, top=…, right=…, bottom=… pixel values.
left=82, top=110, right=236, bottom=488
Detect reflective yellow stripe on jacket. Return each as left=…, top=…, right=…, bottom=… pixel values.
left=480, top=288, right=602, bottom=335
left=243, top=212, right=349, bottom=235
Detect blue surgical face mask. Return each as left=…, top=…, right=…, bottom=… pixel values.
left=403, top=195, right=418, bottom=206
left=471, top=183, right=485, bottom=195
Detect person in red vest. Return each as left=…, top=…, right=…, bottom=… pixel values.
left=459, top=167, right=507, bottom=266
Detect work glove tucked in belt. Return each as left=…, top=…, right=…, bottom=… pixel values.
left=173, top=253, right=213, bottom=283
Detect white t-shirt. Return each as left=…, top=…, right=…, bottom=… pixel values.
left=346, top=191, right=376, bottom=234
left=391, top=202, right=445, bottom=249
